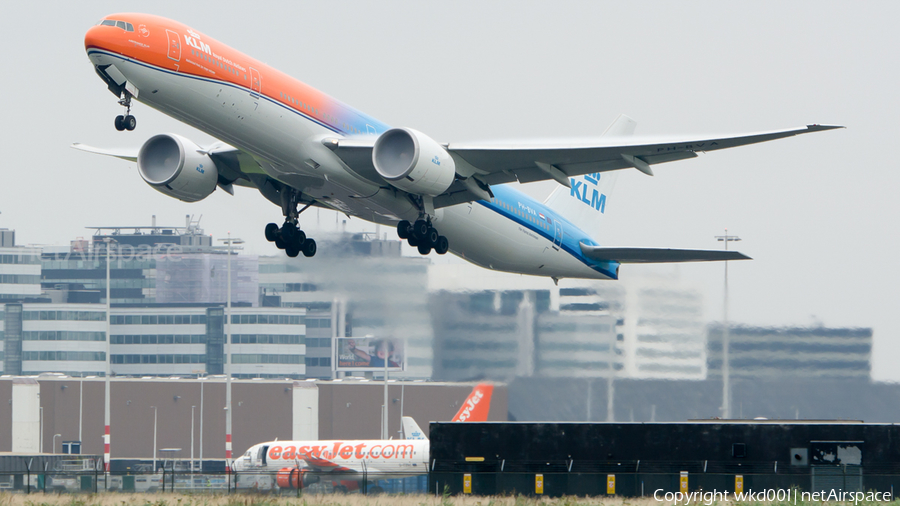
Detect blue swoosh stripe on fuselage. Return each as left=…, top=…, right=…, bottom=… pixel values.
left=477, top=185, right=619, bottom=279
left=87, top=49, right=390, bottom=136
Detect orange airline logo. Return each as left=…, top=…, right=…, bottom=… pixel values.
left=268, top=442, right=415, bottom=461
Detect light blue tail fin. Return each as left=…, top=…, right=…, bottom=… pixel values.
left=402, top=416, right=427, bottom=440
left=543, top=114, right=636, bottom=239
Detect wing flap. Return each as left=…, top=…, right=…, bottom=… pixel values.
left=581, top=243, right=751, bottom=263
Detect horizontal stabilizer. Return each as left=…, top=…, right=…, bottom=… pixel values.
left=580, top=243, right=751, bottom=263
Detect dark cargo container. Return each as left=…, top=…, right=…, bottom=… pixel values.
left=429, top=421, right=900, bottom=497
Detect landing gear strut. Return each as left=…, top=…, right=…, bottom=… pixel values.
left=114, top=93, right=136, bottom=131
left=398, top=219, right=449, bottom=255
left=266, top=194, right=317, bottom=258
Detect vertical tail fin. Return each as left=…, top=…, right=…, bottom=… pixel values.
left=402, top=416, right=427, bottom=440
left=451, top=383, right=494, bottom=422
left=543, top=114, right=636, bottom=240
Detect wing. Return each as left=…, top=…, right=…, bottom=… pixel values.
left=71, top=141, right=264, bottom=193
left=580, top=243, right=751, bottom=264
left=72, top=139, right=347, bottom=214
left=71, top=143, right=138, bottom=162
left=324, top=123, right=842, bottom=208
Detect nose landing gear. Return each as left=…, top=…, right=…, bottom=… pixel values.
left=114, top=93, right=136, bottom=131
left=398, top=219, right=449, bottom=256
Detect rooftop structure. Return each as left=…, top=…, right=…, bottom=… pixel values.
left=41, top=216, right=258, bottom=306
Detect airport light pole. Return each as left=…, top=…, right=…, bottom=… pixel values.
left=79, top=375, right=83, bottom=444
left=715, top=229, right=741, bottom=419
left=151, top=406, right=158, bottom=471
left=218, top=234, right=243, bottom=472
left=383, top=339, right=389, bottom=439
left=191, top=405, right=196, bottom=476
left=199, top=376, right=205, bottom=469
left=103, top=237, right=116, bottom=472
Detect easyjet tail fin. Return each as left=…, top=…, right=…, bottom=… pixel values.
left=402, top=416, right=427, bottom=440
left=451, top=383, right=493, bottom=422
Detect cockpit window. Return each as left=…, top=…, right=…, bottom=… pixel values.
left=99, top=19, right=134, bottom=32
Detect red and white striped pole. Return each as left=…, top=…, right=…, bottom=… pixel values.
left=103, top=425, right=110, bottom=471
left=104, top=238, right=113, bottom=473
left=225, top=233, right=232, bottom=473
left=219, top=234, right=242, bottom=475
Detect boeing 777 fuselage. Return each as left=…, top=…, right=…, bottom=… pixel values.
left=79, top=14, right=840, bottom=280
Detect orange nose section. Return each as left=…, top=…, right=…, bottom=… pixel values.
left=84, top=25, right=101, bottom=50
left=84, top=24, right=110, bottom=52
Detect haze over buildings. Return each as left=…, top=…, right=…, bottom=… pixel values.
left=1, top=218, right=876, bottom=401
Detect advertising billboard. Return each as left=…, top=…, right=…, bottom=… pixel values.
left=335, top=337, right=405, bottom=372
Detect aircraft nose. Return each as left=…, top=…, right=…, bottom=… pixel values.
left=84, top=24, right=109, bottom=52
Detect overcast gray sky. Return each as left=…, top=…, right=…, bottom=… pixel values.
left=2, top=2, right=898, bottom=379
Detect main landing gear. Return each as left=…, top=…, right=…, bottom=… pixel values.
left=266, top=222, right=317, bottom=258
left=114, top=93, right=136, bottom=131
left=398, top=219, right=449, bottom=256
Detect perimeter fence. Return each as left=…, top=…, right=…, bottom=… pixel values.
left=0, top=468, right=428, bottom=495
left=3, top=460, right=897, bottom=498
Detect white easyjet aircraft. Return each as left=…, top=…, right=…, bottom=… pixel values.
left=233, top=384, right=493, bottom=493
left=75, top=14, right=841, bottom=281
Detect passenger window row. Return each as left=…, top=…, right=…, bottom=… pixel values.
left=190, top=49, right=246, bottom=80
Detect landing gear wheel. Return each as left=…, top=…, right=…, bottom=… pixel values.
left=274, top=237, right=286, bottom=250
left=397, top=220, right=411, bottom=240
left=369, top=485, right=385, bottom=495
left=302, top=238, right=317, bottom=257
left=407, top=235, right=419, bottom=247
left=417, top=243, right=432, bottom=255
left=285, top=246, right=300, bottom=258
left=124, top=115, right=136, bottom=131
left=413, top=219, right=429, bottom=239
left=295, top=229, right=307, bottom=245
left=264, top=223, right=279, bottom=242
left=114, top=115, right=125, bottom=131
left=333, top=485, right=348, bottom=494
left=280, top=223, right=297, bottom=242
left=425, top=227, right=439, bottom=246
left=435, top=236, right=449, bottom=255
